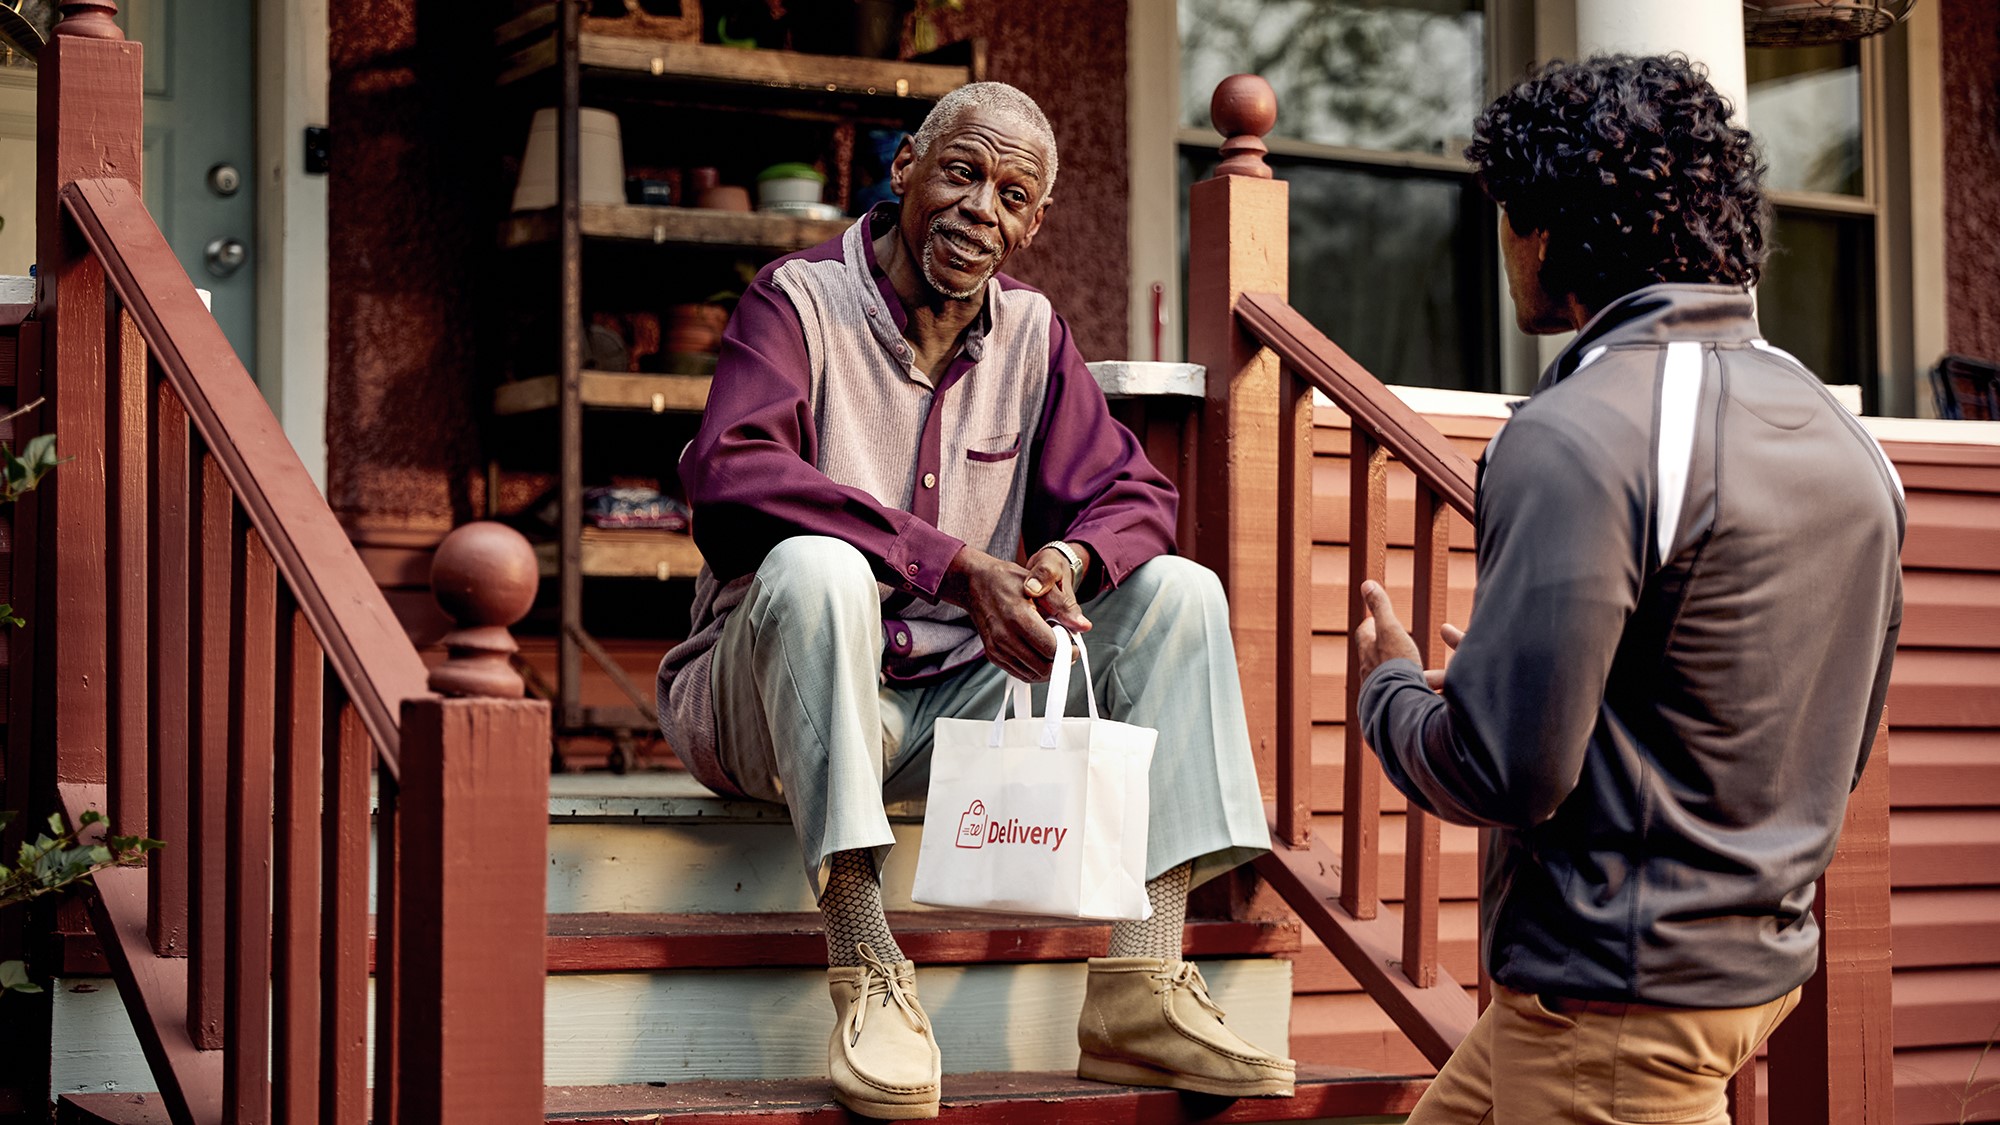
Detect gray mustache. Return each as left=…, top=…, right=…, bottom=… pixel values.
left=931, top=219, right=998, bottom=255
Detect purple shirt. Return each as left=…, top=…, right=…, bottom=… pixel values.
left=659, top=206, right=1177, bottom=796
left=679, top=206, right=1178, bottom=678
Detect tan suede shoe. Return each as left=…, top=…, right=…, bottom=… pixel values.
left=1076, top=956, right=1296, bottom=1097
left=826, top=943, right=941, bottom=1119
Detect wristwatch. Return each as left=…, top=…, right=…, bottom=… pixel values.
left=1038, top=540, right=1084, bottom=586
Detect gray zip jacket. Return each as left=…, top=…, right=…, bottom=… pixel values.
left=1359, top=284, right=1905, bottom=1007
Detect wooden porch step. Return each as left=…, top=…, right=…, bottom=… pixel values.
left=60, top=911, right=1298, bottom=977
left=542, top=911, right=1299, bottom=972
left=60, top=1068, right=1428, bottom=1124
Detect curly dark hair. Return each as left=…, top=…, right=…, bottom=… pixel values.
left=1466, top=54, right=1769, bottom=314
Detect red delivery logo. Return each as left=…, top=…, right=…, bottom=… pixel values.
left=956, top=801, right=988, bottom=849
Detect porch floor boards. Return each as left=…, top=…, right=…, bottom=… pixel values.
left=60, top=1068, right=1429, bottom=1124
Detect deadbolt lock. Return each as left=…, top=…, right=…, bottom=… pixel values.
left=207, top=163, right=242, bottom=197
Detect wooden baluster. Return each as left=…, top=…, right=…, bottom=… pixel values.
left=1341, top=435, right=1388, bottom=919
left=1727, top=1061, right=1760, bottom=1125
left=1768, top=720, right=1894, bottom=1125
left=107, top=304, right=147, bottom=838
left=189, top=451, right=232, bottom=1049
left=273, top=597, right=322, bottom=1124
left=1401, top=485, right=1450, bottom=987
left=225, top=522, right=277, bottom=1123
left=1275, top=367, right=1313, bottom=847
left=321, top=699, right=369, bottom=1125
left=1476, top=828, right=1491, bottom=1010
left=1187, top=74, right=1287, bottom=787
left=373, top=778, right=401, bottom=1125
left=397, top=522, right=551, bottom=1125
left=148, top=377, right=190, bottom=955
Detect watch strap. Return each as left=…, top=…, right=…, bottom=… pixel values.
left=1038, top=540, right=1083, bottom=584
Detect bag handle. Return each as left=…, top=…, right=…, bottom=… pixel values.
left=988, top=623, right=1100, bottom=748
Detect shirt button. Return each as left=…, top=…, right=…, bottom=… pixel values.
left=905, top=562, right=919, bottom=576
left=894, top=631, right=909, bottom=646
left=866, top=306, right=877, bottom=318
left=922, top=472, right=937, bottom=489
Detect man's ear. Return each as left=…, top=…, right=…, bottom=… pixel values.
left=888, top=136, right=918, bottom=197
left=1019, top=197, right=1052, bottom=250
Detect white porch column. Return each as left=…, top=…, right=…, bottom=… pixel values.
left=1527, top=0, right=1750, bottom=371
left=1572, top=0, right=1747, bottom=120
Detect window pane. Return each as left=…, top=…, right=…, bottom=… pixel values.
left=1181, top=150, right=1496, bottom=392
left=1180, top=0, right=1485, bottom=157
left=1746, top=43, right=1862, bottom=196
left=1759, top=209, right=1876, bottom=394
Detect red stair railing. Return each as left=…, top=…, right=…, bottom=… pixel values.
left=25, top=7, right=552, bottom=1123
left=1188, top=75, right=1894, bottom=1125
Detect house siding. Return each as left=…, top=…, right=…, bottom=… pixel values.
left=1303, top=407, right=2000, bottom=1124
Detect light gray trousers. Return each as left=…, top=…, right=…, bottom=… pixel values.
left=710, top=536, right=1270, bottom=895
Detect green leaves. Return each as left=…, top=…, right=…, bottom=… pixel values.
left=0, top=431, right=62, bottom=507
left=0, top=809, right=165, bottom=993
left=0, top=961, right=39, bottom=994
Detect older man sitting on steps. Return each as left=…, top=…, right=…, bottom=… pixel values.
left=656, top=82, right=1288, bottom=1119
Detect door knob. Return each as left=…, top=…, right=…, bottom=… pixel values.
left=204, top=237, right=247, bottom=278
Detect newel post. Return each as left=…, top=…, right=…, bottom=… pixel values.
left=398, top=522, right=551, bottom=1125
left=1187, top=75, right=1288, bottom=782
left=1764, top=719, right=1895, bottom=1125
left=28, top=2, right=143, bottom=794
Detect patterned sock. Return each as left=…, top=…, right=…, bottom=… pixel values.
left=820, top=849, right=907, bottom=967
left=1108, top=861, right=1192, bottom=961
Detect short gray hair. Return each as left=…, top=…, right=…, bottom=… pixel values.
left=910, top=82, right=1059, bottom=202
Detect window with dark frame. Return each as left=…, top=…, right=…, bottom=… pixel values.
left=1174, top=2, right=1883, bottom=405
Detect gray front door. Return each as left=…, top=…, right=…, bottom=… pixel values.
left=120, top=0, right=256, bottom=365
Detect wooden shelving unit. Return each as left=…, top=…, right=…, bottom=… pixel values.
left=500, top=32, right=973, bottom=103
left=533, top=528, right=705, bottom=581
left=490, top=4, right=977, bottom=743
left=500, top=203, right=850, bottom=252
left=494, top=371, right=711, bottom=416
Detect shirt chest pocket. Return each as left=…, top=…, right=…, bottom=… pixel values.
left=964, top=432, right=1021, bottom=464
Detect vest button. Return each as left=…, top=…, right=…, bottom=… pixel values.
left=922, top=472, right=937, bottom=489
left=894, top=631, right=909, bottom=647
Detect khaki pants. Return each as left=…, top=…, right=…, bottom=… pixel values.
left=1408, top=984, right=1802, bottom=1125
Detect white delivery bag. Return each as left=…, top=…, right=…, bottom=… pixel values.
left=912, top=626, right=1158, bottom=920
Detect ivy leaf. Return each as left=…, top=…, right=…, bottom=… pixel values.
left=0, top=960, right=41, bottom=994
left=0, top=605, right=22, bottom=628
left=78, top=810, right=102, bottom=827
left=0, top=810, right=12, bottom=832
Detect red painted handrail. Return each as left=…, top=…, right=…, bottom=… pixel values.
left=1235, top=292, right=1477, bottom=519
left=59, top=176, right=429, bottom=777
left=39, top=166, right=546, bottom=1125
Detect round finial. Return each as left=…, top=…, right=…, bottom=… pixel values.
left=54, top=1, right=125, bottom=40
left=428, top=521, right=539, bottom=698
left=1210, top=75, right=1277, bottom=180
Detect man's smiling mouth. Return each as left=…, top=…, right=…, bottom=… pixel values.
left=932, top=223, right=997, bottom=267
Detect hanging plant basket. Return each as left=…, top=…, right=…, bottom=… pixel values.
left=1743, top=0, right=1918, bottom=48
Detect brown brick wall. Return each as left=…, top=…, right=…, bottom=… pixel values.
left=1942, top=0, right=2000, bottom=364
